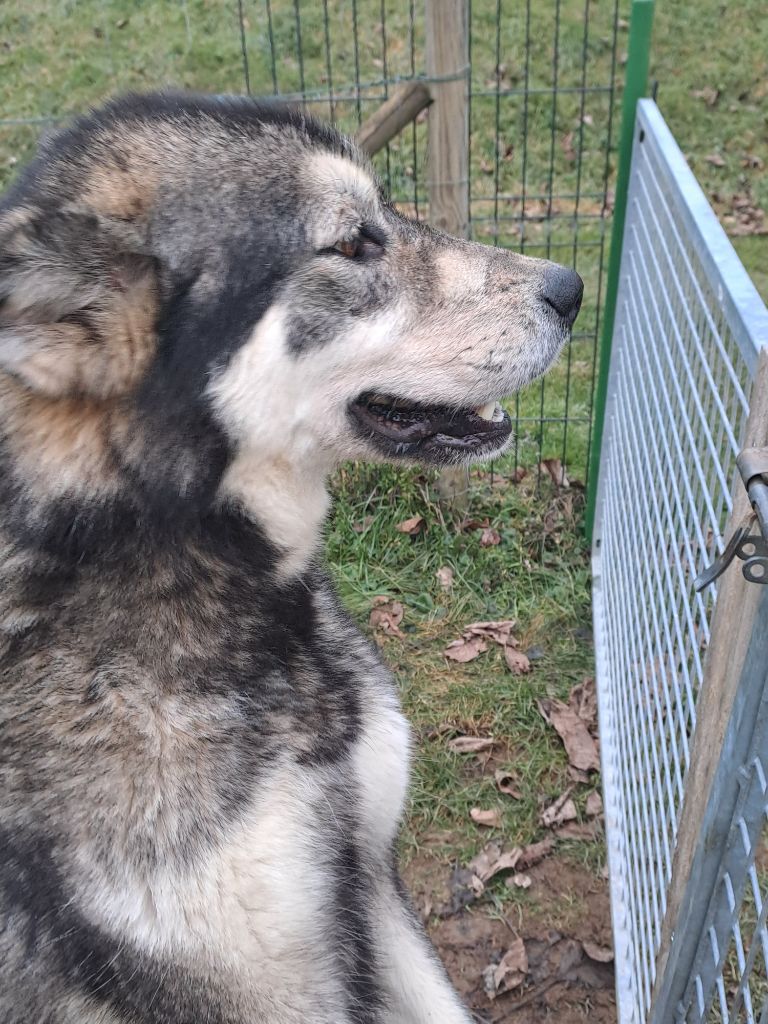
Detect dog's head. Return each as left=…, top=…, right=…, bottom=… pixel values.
left=0, top=93, right=581, bottom=558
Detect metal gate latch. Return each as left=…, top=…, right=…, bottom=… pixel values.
left=694, top=447, right=768, bottom=591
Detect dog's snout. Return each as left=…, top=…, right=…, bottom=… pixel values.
left=541, top=265, right=584, bottom=326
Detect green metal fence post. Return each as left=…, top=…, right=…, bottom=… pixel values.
left=585, top=0, right=655, bottom=541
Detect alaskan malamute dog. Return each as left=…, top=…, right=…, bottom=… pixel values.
left=0, top=94, right=582, bottom=1023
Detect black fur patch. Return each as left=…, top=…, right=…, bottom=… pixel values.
left=331, top=835, right=383, bottom=1023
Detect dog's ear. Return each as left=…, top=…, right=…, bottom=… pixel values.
left=0, top=205, right=159, bottom=399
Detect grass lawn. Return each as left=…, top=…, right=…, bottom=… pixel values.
left=1, top=1, right=765, bottom=1018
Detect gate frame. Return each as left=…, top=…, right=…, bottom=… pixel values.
left=592, top=97, right=768, bottom=1023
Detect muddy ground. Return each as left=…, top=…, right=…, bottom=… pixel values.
left=404, top=850, right=616, bottom=1023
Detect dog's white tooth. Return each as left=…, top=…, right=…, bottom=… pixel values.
left=475, top=401, right=497, bottom=421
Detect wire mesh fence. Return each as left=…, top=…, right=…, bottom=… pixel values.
left=592, top=99, right=768, bottom=1023
left=0, top=0, right=628, bottom=482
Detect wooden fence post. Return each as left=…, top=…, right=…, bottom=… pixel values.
left=650, top=346, right=768, bottom=1019
left=424, top=0, right=471, bottom=509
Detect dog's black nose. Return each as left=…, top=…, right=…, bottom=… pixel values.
left=541, top=266, right=584, bottom=325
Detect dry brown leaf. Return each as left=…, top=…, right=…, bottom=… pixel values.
left=555, top=821, right=599, bottom=841
left=395, top=514, right=425, bottom=536
left=470, top=807, right=502, bottom=828
left=586, top=791, right=604, bottom=818
left=467, top=841, right=502, bottom=882
left=461, top=516, right=490, bottom=532
left=480, top=526, right=502, bottom=547
left=436, top=565, right=454, bottom=590
left=691, top=86, right=720, bottom=107
left=723, top=191, right=766, bottom=236
left=742, top=153, right=765, bottom=170
left=504, top=646, right=531, bottom=675
left=483, top=938, right=529, bottom=999
left=468, top=842, right=522, bottom=882
left=568, top=766, right=591, bottom=784
left=569, top=677, right=598, bottom=732
left=444, top=635, right=488, bottom=662
left=518, top=837, right=555, bottom=868
left=369, top=597, right=405, bottom=637
left=507, top=872, right=532, bottom=889
left=583, top=941, right=614, bottom=963
left=705, top=152, right=726, bottom=167
left=540, top=458, right=570, bottom=487
left=538, top=698, right=600, bottom=772
left=495, top=769, right=523, bottom=799
left=352, top=515, right=374, bottom=534
left=447, top=735, right=495, bottom=754
left=541, top=790, right=578, bottom=828
left=465, top=620, right=517, bottom=646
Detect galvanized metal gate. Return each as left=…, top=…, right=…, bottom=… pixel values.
left=592, top=99, right=768, bottom=1022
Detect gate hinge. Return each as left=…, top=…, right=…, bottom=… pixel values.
left=694, top=446, right=768, bottom=591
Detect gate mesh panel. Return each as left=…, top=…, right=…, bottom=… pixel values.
left=593, top=100, right=766, bottom=1023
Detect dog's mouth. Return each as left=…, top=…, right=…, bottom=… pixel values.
left=349, top=392, right=513, bottom=463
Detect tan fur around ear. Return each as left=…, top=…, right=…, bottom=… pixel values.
left=0, top=258, right=159, bottom=400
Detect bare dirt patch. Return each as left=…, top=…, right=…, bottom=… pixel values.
left=403, top=851, right=615, bottom=1023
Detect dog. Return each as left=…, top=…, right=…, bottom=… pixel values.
left=0, top=93, right=582, bottom=1023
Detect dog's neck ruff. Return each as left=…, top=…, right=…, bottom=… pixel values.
left=219, top=449, right=331, bottom=577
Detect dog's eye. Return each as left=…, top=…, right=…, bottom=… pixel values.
left=333, top=237, right=361, bottom=258
left=323, top=226, right=384, bottom=261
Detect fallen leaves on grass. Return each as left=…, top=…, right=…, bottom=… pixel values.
left=369, top=597, right=405, bottom=637
left=465, top=620, right=516, bottom=644
left=480, top=526, right=501, bottom=547
left=461, top=516, right=490, bottom=532
left=541, top=790, right=578, bottom=828
left=494, top=769, right=522, bottom=799
left=517, top=837, right=555, bottom=868
left=470, top=807, right=502, bottom=828
left=586, top=791, right=604, bottom=818
left=705, top=152, right=726, bottom=167
left=444, top=619, right=531, bottom=676
left=742, top=153, right=765, bottom=170
left=507, top=872, right=532, bottom=890
left=724, top=192, right=766, bottom=236
left=483, top=937, right=529, bottom=999
left=691, top=85, right=720, bottom=107
left=570, top=677, right=598, bottom=728
left=447, top=735, right=495, bottom=754
left=395, top=514, right=425, bottom=536
left=447, top=838, right=556, bottom=913
left=436, top=565, right=454, bottom=590
left=504, top=646, right=531, bottom=675
left=444, top=634, right=488, bottom=662
left=555, top=821, right=600, bottom=841
left=538, top=695, right=600, bottom=772
left=468, top=842, right=522, bottom=883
